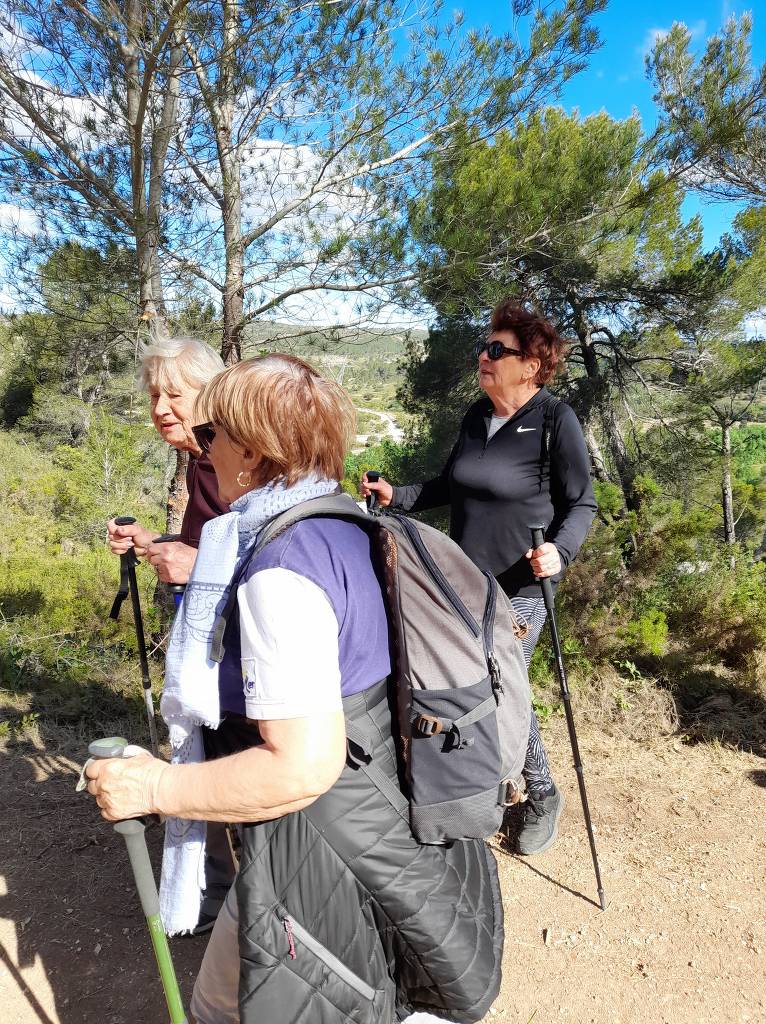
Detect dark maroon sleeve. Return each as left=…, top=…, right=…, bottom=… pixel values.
left=179, top=452, right=229, bottom=548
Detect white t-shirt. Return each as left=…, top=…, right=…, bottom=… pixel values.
left=237, top=568, right=342, bottom=720
left=486, top=414, right=511, bottom=441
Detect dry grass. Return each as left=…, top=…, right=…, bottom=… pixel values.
left=533, top=666, right=679, bottom=744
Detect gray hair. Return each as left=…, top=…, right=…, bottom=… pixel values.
left=139, top=337, right=225, bottom=394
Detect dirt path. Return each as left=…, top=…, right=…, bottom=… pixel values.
left=1, top=723, right=764, bottom=1023
left=357, top=407, right=404, bottom=442
left=355, top=407, right=405, bottom=448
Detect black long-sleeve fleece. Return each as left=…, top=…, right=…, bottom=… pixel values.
left=391, top=388, right=597, bottom=597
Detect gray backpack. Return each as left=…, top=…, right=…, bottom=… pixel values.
left=217, top=493, right=531, bottom=845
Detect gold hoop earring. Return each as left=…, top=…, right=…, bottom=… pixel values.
left=236, top=470, right=252, bottom=488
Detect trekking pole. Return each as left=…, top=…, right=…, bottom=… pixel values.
left=86, top=738, right=188, bottom=1024
left=109, top=515, right=159, bottom=757
left=529, top=525, right=607, bottom=912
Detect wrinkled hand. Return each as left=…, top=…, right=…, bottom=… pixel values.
left=85, top=754, right=169, bottom=821
left=107, top=518, right=158, bottom=558
left=359, top=473, right=393, bottom=507
left=146, top=540, right=197, bottom=584
left=525, top=542, right=562, bottom=579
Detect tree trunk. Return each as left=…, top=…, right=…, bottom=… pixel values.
left=567, top=292, right=638, bottom=559
left=721, top=421, right=736, bottom=568
left=167, top=449, right=190, bottom=535
left=600, top=397, right=642, bottom=514
left=583, top=421, right=610, bottom=482
left=147, top=33, right=184, bottom=324
left=125, top=0, right=155, bottom=322
left=217, top=0, right=244, bottom=366
left=220, top=151, right=244, bottom=365
left=126, top=2, right=183, bottom=328
left=569, top=293, right=640, bottom=514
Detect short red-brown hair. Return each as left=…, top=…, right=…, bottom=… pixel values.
left=196, top=354, right=356, bottom=486
left=490, top=302, right=566, bottom=386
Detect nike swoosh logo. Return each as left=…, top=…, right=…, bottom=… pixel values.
left=517, top=426, right=536, bottom=433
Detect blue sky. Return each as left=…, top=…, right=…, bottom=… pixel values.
left=460, top=0, right=766, bottom=248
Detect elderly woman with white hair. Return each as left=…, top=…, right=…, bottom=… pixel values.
left=107, top=336, right=227, bottom=585
left=107, top=335, right=233, bottom=935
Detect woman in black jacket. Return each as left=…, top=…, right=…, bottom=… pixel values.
left=362, top=302, right=597, bottom=855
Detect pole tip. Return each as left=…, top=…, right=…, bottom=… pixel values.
left=599, top=891, right=608, bottom=912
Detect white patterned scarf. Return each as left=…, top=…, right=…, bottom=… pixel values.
left=159, top=473, right=339, bottom=934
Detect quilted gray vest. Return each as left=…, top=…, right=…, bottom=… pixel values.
left=234, top=679, right=504, bottom=1023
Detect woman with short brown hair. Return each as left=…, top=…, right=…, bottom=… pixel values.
left=196, top=352, right=355, bottom=490
left=87, top=353, right=503, bottom=1024
left=362, top=302, right=597, bottom=855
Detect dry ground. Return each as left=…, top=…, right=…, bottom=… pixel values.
left=1, top=720, right=764, bottom=1024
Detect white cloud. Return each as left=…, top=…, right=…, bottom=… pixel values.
left=0, top=16, right=43, bottom=61
left=0, top=18, right=115, bottom=153
left=0, top=203, right=38, bottom=235
left=638, top=19, right=707, bottom=59
left=170, top=134, right=411, bottom=327
left=638, top=27, right=671, bottom=59
left=271, top=286, right=428, bottom=331
left=239, top=138, right=376, bottom=237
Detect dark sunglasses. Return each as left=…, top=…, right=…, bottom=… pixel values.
left=192, top=421, right=216, bottom=453
left=474, top=339, right=524, bottom=361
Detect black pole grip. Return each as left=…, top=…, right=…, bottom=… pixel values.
left=114, top=518, right=139, bottom=568
left=109, top=517, right=140, bottom=619
left=366, top=470, right=380, bottom=512
left=530, top=524, right=546, bottom=550
left=528, top=524, right=556, bottom=611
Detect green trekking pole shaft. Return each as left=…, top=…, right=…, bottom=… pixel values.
left=89, top=739, right=188, bottom=1023
left=114, top=819, right=187, bottom=1024
left=529, top=526, right=607, bottom=912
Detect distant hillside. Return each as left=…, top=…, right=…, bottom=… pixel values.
left=243, top=321, right=427, bottom=415
left=242, top=320, right=426, bottom=358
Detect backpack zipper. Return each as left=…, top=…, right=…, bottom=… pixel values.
left=394, top=514, right=480, bottom=638
left=277, top=908, right=376, bottom=1002
left=481, top=571, right=502, bottom=693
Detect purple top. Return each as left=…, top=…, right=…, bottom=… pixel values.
left=218, top=518, right=391, bottom=715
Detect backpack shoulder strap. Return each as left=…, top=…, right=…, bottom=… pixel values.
left=540, top=396, right=561, bottom=484
left=252, top=493, right=371, bottom=554
left=210, top=493, right=374, bottom=663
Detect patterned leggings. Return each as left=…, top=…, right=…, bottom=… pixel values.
left=510, top=595, right=554, bottom=797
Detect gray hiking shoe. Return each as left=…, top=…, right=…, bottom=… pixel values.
left=515, top=784, right=565, bottom=856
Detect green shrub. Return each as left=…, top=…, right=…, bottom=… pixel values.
left=619, top=608, right=668, bottom=657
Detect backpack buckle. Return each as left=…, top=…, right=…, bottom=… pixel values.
left=414, top=714, right=443, bottom=737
